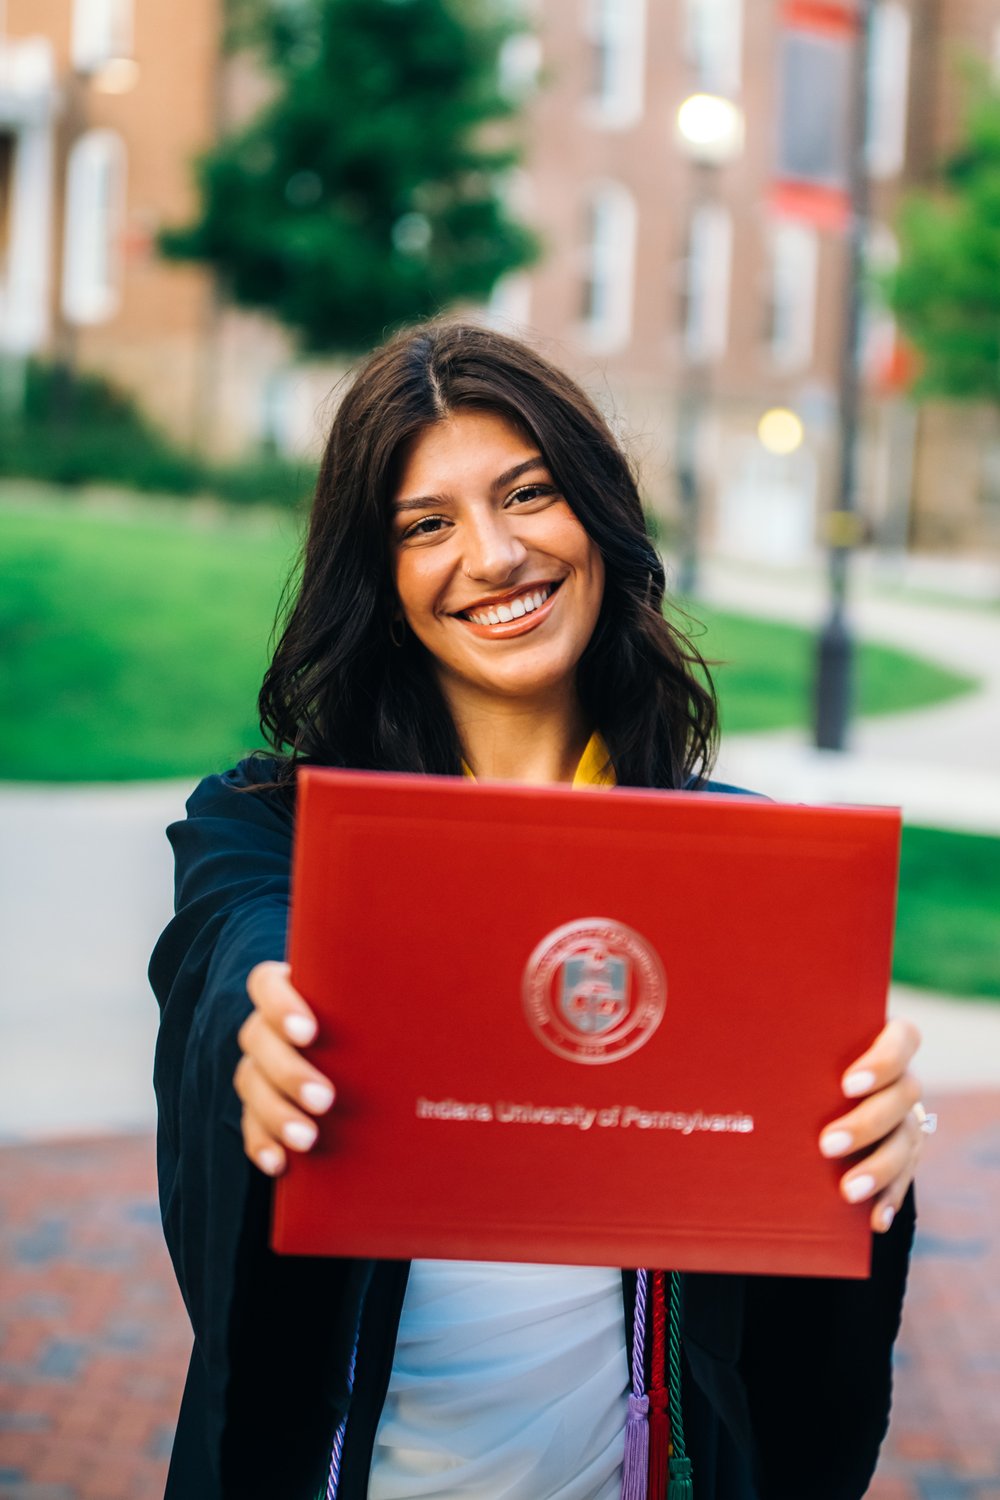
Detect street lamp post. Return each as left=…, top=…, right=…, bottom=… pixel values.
left=814, top=0, right=874, bottom=750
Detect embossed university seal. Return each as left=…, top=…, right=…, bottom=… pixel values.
left=522, top=918, right=666, bottom=1065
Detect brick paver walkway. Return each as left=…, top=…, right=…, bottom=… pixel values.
left=1, top=1091, right=998, bottom=1500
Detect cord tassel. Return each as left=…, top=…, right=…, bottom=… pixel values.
left=621, top=1392, right=650, bottom=1500
left=621, top=1269, right=650, bottom=1500
left=666, top=1455, right=694, bottom=1499
left=648, top=1391, right=670, bottom=1500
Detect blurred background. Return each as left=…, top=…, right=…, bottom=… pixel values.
left=1, top=1, right=999, bottom=1496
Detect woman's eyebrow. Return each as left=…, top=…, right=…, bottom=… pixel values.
left=490, top=456, right=548, bottom=492
left=393, top=456, right=549, bottom=514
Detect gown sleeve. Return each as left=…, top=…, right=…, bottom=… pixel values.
left=148, top=759, right=371, bottom=1499
left=738, top=1186, right=916, bottom=1499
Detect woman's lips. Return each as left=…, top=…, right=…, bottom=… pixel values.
left=455, top=583, right=561, bottom=640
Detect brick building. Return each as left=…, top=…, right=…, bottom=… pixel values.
left=498, top=0, right=1000, bottom=557
left=1, top=0, right=998, bottom=553
left=0, top=0, right=227, bottom=443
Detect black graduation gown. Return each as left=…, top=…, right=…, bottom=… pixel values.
left=149, top=757, right=915, bottom=1500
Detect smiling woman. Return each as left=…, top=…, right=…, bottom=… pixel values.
left=150, top=320, right=924, bottom=1500
left=391, top=410, right=606, bottom=782
left=257, top=321, right=716, bottom=791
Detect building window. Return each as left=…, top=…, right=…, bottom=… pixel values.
left=61, top=129, right=126, bottom=325
left=498, top=32, right=543, bottom=102
left=72, top=0, right=133, bottom=74
left=682, top=202, right=732, bottom=362
left=580, top=181, right=637, bottom=353
left=585, top=0, right=646, bottom=129
left=867, top=1, right=910, bottom=179
left=776, top=29, right=851, bottom=188
left=765, top=220, right=818, bottom=372
left=684, top=0, right=743, bottom=96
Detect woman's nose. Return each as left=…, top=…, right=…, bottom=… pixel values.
left=462, top=510, right=528, bottom=583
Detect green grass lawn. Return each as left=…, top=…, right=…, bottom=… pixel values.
left=675, top=605, right=977, bottom=735
left=0, top=497, right=305, bottom=781
left=895, top=826, right=1000, bottom=1000
left=2, top=493, right=995, bottom=999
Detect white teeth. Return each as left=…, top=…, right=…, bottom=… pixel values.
left=464, top=583, right=554, bottom=627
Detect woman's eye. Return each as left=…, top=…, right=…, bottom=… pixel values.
left=403, top=515, right=447, bottom=539
left=507, top=484, right=556, bottom=506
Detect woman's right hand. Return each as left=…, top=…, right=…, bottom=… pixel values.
left=235, top=960, right=336, bottom=1177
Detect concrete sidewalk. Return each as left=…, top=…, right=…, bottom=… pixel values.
left=695, top=553, right=1000, bottom=834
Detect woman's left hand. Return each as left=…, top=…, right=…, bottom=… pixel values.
left=819, top=1015, right=926, bottom=1234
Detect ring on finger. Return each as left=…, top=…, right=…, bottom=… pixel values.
left=911, top=1101, right=938, bottom=1135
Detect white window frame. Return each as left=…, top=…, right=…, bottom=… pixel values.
left=767, top=220, right=819, bottom=373
left=584, top=0, right=647, bottom=130
left=861, top=224, right=899, bottom=383
left=683, top=202, right=732, bottom=363
left=683, top=0, right=744, bottom=96
left=580, top=180, right=637, bottom=354
left=498, top=31, right=543, bottom=102
left=71, top=0, right=133, bottom=75
left=867, top=1, right=910, bottom=180
left=0, top=39, right=57, bottom=356
left=61, top=128, right=126, bottom=326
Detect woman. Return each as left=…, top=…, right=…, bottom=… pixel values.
left=150, top=321, right=925, bottom=1500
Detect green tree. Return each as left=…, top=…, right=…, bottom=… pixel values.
left=886, top=67, right=1000, bottom=406
left=162, top=0, right=540, bottom=353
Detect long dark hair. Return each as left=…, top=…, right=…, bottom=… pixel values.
left=258, top=320, right=718, bottom=789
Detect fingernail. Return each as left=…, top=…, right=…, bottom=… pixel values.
left=301, top=1081, right=335, bottom=1114
left=283, top=1120, right=318, bottom=1151
left=285, top=1013, right=317, bottom=1045
left=844, top=1173, right=876, bottom=1203
left=820, top=1130, right=854, bottom=1158
left=257, top=1148, right=283, bottom=1177
left=880, top=1204, right=896, bottom=1231
left=843, top=1069, right=876, bottom=1098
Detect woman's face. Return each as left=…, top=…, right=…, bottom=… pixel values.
left=391, top=409, right=605, bottom=710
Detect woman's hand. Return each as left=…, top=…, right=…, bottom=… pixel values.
left=234, top=960, right=335, bottom=1177
left=818, top=1015, right=925, bottom=1234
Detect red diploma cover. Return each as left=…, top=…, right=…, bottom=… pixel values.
left=272, top=770, right=901, bottom=1278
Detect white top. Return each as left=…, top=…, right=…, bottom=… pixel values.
left=368, top=1260, right=629, bottom=1500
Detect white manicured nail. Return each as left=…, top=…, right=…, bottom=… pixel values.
left=283, top=1120, right=318, bottom=1151
left=301, top=1082, right=334, bottom=1114
left=257, top=1148, right=282, bottom=1177
left=820, top=1130, right=853, bottom=1158
left=880, top=1204, right=896, bottom=1231
left=844, top=1174, right=876, bottom=1203
left=285, top=1013, right=317, bottom=1045
left=843, top=1070, right=876, bottom=1098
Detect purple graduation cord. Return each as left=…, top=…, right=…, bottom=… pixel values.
left=325, top=1323, right=360, bottom=1500
left=620, top=1268, right=650, bottom=1500
left=632, top=1268, right=648, bottom=1398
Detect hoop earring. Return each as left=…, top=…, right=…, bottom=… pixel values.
left=389, top=616, right=406, bottom=648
